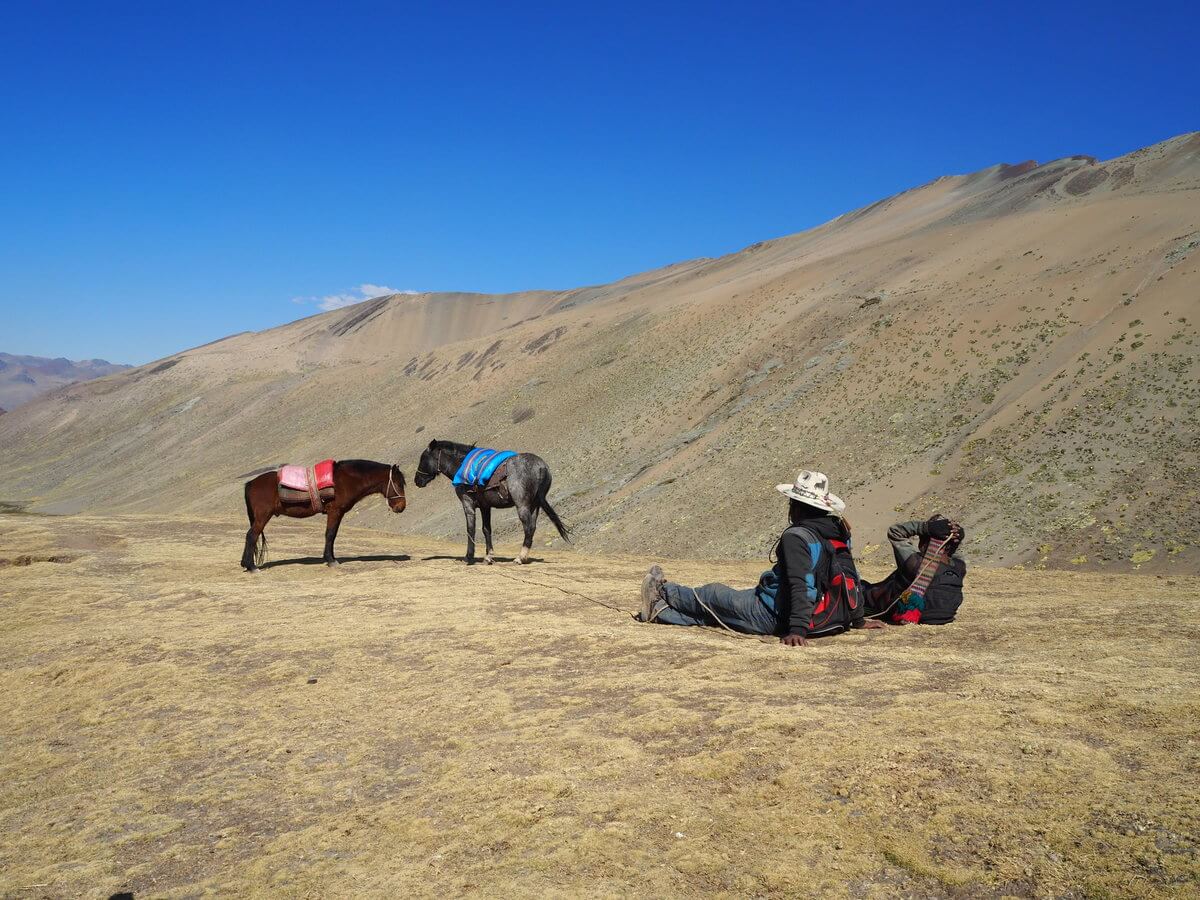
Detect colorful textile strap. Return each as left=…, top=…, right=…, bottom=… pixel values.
left=305, top=465, right=324, bottom=513
left=893, top=537, right=948, bottom=624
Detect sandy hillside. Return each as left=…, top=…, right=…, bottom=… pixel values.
left=1, top=514, right=1198, bottom=897
left=2, top=134, right=1198, bottom=570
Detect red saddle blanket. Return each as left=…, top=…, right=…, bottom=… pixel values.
left=278, top=459, right=335, bottom=491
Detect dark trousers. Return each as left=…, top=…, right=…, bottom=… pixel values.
left=862, top=573, right=903, bottom=618
left=653, top=581, right=778, bottom=635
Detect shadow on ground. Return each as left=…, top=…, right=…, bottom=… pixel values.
left=260, top=553, right=411, bottom=569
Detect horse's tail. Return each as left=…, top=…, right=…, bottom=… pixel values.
left=244, top=480, right=254, bottom=526
left=244, top=480, right=268, bottom=567
left=539, top=497, right=571, bottom=543
left=237, top=465, right=280, bottom=480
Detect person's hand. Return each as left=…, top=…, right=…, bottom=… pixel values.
left=860, top=619, right=885, bottom=629
left=781, top=633, right=808, bottom=647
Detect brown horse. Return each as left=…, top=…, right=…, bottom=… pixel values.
left=241, top=459, right=406, bottom=571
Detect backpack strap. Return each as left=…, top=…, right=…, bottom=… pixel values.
left=782, top=525, right=832, bottom=593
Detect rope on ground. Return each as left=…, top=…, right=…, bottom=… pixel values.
left=489, top=568, right=629, bottom=614
left=686, top=587, right=762, bottom=640
left=494, top=569, right=773, bottom=643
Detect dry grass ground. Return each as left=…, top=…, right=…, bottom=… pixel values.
left=2, top=514, right=1198, bottom=898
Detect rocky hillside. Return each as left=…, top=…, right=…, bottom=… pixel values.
left=3, top=133, right=1197, bottom=571
left=0, top=353, right=131, bottom=410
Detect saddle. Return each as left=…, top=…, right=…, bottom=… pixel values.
left=278, top=459, right=335, bottom=512
left=476, top=459, right=513, bottom=503
left=452, top=449, right=517, bottom=503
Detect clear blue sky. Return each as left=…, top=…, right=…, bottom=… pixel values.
left=1, top=1, right=1195, bottom=364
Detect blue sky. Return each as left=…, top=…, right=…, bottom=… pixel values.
left=1, top=1, right=1195, bottom=364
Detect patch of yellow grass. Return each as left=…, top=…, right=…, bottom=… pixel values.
left=1, top=514, right=1198, bottom=897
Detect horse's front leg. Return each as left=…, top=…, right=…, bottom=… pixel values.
left=481, top=505, right=494, bottom=565
left=324, top=507, right=345, bottom=567
left=460, top=494, right=478, bottom=564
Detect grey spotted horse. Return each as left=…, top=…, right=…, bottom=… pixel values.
left=414, top=440, right=570, bottom=564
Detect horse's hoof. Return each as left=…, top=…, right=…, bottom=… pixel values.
left=326, top=560, right=340, bottom=568
left=244, top=567, right=260, bottom=575
left=485, top=556, right=494, bottom=565
left=465, top=558, right=475, bottom=566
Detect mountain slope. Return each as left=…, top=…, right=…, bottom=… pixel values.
left=3, top=133, right=1198, bottom=571
left=0, top=353, right=131, bottom=410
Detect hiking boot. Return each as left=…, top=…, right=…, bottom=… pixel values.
left=637, top=565, right=668, bottom=622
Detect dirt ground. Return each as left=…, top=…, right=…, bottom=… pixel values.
left=2, top=514, right=1198, bottom=898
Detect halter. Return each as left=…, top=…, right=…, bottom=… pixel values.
left=415, top=445, right=443, bottom=480
left=384, top=465, right=404, bottom=505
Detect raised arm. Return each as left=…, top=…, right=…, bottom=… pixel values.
left=887, top=519, right=926, bottom=568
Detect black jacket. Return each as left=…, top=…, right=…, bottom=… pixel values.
left=771, top=514, right=857, bottom=636
left=876, top=520, right=967, bottom=624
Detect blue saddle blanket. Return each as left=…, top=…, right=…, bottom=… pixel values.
left=452, top=448, right=517, bottom=487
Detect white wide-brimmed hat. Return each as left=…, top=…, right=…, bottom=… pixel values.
left=775, top=470, right=845, bottom=514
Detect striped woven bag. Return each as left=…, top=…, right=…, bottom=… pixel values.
left=892, top=537, right=948, bottom=624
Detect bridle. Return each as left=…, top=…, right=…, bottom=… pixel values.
left=384, top=465, right=405, bottom=505
left=415, top=445, right=443, bottom=481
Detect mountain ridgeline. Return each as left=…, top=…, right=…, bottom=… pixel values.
left=3, top=133, right=1198, bottom=571
left=0, top=353, right=131, bottom=410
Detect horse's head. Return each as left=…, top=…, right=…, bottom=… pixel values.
left=414, top=441, right=442, bottom=488
left=386, top=464, right=407, bottom=513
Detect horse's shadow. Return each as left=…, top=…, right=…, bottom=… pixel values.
left=420, top=554, right=546, bottom=565
left=261, top=554, right=410, bottom=569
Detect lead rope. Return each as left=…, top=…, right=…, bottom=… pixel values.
left=491, top=568, right=628, bottom=614
left=498, top=567, right=769, bottom=641
left=686, top=586, right=758, bottom=639
left=643, top=581, right=759, bottom=640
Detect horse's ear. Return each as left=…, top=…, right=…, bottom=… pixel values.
left=428, top=440, right=437, bottom=449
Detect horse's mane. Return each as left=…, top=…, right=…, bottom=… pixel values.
left=431, top=440, right=477, bottom=455
left=337, top=459, right=406, bottom=485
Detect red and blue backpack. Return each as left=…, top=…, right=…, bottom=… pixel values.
left=805, top=532, right=865, bottom=636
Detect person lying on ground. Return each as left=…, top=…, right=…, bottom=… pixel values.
left=635, top=470, right=882, bottom=647
left=862, top=514, right=967, bottom=625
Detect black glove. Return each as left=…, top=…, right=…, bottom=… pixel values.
left=926, top=516, right=953, bottom=541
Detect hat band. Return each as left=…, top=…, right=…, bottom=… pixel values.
left=791, top=486, right=823, bottom=501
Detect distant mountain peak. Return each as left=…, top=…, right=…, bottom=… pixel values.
left=0, top=352, right=131, bottom=410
